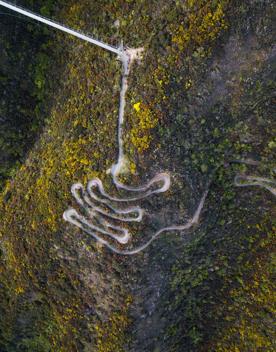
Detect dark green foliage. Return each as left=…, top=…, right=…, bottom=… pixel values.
left=0, top=0, right=275, bottom=351
left=0, top=0, right=63, bottom=190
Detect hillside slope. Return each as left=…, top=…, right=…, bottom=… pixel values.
left=0, top=1, right=275, bottom=351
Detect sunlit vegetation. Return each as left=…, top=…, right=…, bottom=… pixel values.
left=95, top=296, right=132, bottom=352
left=129, top=102, right=159, bottom=153
left=0, top=0, right=274, bottom=351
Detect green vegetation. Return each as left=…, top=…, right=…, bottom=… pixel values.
left=0, top=0, right=274, bottom=351
left=0, top=0, right=62, bottom=189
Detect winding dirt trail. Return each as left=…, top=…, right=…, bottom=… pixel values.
left=1, top=0, right=274, bottom=256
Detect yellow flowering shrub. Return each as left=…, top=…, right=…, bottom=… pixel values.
left=129, top=102, right=159, bottom=153
left=95, top=296, right=132, bottom=352
left=171, top=1, right=228, bottom=53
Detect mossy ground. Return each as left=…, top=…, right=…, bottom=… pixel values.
left=0, top=0, right=275, bottom=351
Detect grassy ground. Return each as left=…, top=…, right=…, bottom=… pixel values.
left=0, top=0, right=275, bottom=351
